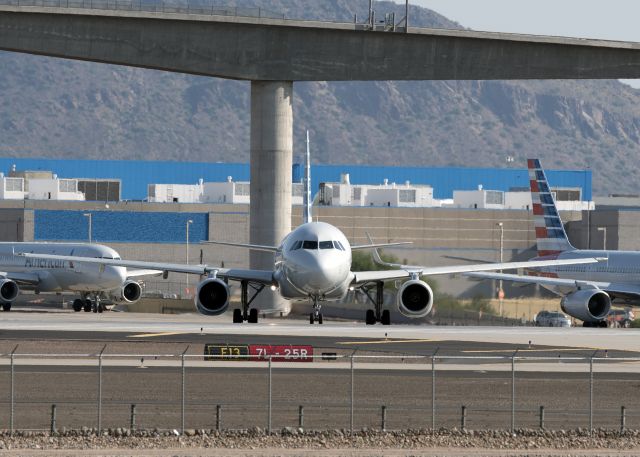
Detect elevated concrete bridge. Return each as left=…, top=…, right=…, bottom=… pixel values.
left=2, top=4, right=640, bottom=311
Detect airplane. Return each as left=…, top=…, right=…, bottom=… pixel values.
left=15, top=138, right=601, bottom=325
left=464, top=158, right=640, bottom=327
left=0, top=242, right=158, bottom=313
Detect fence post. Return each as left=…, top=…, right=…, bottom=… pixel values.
left=511, top=351, right=517, bottom=432
left=381, top=405, right=387, bottom=431
left=216, top=404, right=222, bottom=431
left=431, top=348, right=439, bottom=432
left=181, top=346, right=189, bottom=435
left=10, top=345, right=18, bottom=436
left=589, top=353, right=595, bottom=434
left=621, top=406, right=626, bottom=432
left=539, top=406, right=545, bottom=429
left=50, top=404, right=57, bottom=434
left=298, top=405, right=304, bottom=429
left=461, top=405, right=467, bottom=430
left=350, top=354, right=354, bottom=434
left=97, top=344, right=106, bottom=433
left=267, top=355, right=272, bottom=434
left=130, top=404, right=136, bottom=431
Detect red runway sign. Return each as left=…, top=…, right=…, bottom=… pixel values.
left=249, top=345, right=314, bottom=362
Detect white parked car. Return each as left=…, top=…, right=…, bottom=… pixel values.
left=534, top=310, right=572, bottom=327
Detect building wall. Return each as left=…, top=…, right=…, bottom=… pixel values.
left=0, top=158, right=592, bottom=201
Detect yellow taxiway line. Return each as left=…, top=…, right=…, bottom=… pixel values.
left=128, top=331, right=191, bottom=338
left=337, top=338, right=435, bottom=345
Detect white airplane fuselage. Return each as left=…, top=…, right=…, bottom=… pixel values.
left=534, top=250, right=640, bottom=294
left=273, top=222, right=353, bottom=301
left=0, top=242, right=126, bottom=293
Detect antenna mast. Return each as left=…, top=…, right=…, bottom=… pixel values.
left=303, top=130, right=312, bottom=224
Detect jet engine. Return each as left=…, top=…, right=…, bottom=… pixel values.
left=195, top=278, right=230, bottom=316
left=560, top=289, right=611, bottom=323
left=109, top=280, right=143, bottom=303
left=0, top=279, right=18, bottom=303
left=397, top=279, right=433, bottom=318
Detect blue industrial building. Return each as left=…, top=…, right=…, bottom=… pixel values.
left=0, top=158, right=592, bottom=201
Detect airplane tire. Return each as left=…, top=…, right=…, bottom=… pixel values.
left=381, top=310, right=391, bottom=326
left=318, top=313, right=323, bottom=325
left=365, top=310, right=376, bottom=325
left=72, top=299, right=83, bottom=312
left=248, top=308, right=258, bottom=323
left=2, top=303, right=10, bottom=312
left=84, top=300, right=92, bottom=312
left=232, top=309, right=243, bottom=323
left=97, top=303, right=103, bottom=313
left=309, top=313, right=315, bottom=325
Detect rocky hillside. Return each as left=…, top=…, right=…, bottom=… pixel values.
left=0, top=0, right=639, bottom=195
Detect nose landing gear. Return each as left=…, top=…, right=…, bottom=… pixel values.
left=309, top=296, right=323, bottom=324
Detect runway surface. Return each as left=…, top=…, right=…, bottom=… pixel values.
left=0, top=311, right=638, bottom=357
left=0, top=311, right=637, bottom=432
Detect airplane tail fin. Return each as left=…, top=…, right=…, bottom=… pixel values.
left=528, top=158, right=575, bottom=257
left=303, top=130, right=312, bottom=224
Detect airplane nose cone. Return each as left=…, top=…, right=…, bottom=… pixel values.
left=304, top=255, right=343, bottom=291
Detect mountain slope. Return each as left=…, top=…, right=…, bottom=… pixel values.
left=0, top=0, right=638, bottom=194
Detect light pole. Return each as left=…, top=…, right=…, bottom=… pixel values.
left=497, top=222, right=504, bottom=317
left=186, top=219, right=193, bottom=298
left=597, top=227, right=607, bottom=250
left=83, top=213, right=92, bottom=243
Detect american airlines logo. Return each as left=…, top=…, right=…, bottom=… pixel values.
left=24, top=258, right=70, bottom=269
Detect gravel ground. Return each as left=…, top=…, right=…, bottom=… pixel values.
left=0, top=428, right=640, bottom=456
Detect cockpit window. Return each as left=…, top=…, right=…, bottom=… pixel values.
left=319, top=241, right=333, bottom=250
left=302, top=240, right=318, bottom=250
left=291, top=240, right=302, bottom=251
left=334, top=241, right=345, bottom=251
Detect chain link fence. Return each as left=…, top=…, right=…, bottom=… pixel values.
left=0, top=350, right=639, bottom=433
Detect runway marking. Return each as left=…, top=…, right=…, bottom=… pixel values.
left=462, top=348, right=600, bottom=353
left=128, top=332, right=190, bottom=338
left=337, top=338, right=435, bottom=345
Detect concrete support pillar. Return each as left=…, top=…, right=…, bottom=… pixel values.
left=250, top=81, right=293, bottom=314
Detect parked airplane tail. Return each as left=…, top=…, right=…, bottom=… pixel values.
left=528, top=158, right=575, bottom=257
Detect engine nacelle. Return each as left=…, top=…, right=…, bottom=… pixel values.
left=195, top=278, right=230, bottom=316
left=121, top=280, right=142, bottom=303
left=397, top=279, right=433, bottom=318
left=0, top=279, right=18, bottom=304
left=560, top=289, right=611, bottom=323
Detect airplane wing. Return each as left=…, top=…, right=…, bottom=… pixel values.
left=352, top=257, right=602, bottom=285
left=351, top=242, right=412, bottom=250
left=464, top=271, right=610, bottom=289
left=201, top=241, right=279, bottom=252
left=466, top=271, right=640, bottom=303
left=0, top=271, right=40, bottom=285
left=16, top=253, right=276, bottom=285
left=126, top=269, right=164, bottom=278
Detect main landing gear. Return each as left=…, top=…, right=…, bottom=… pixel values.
left=309, top=296, right=323, bottom=324
left=363, top=282, right=391, bottom=325
left=232, top=280, right=264, bottom=324
left=72, top=295, right=105, bottom=313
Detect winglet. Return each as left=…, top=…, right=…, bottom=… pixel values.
left=366, top=232, right=387, bottom=266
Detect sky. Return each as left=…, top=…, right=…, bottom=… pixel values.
left=410, top=0, right=640, bottom=87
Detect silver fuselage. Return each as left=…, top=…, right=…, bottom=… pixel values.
left=534, top=250, right=640, bottom=294
left=0, top=242, right=126, bottom=293
left=273, top=222, right=353, bottom=301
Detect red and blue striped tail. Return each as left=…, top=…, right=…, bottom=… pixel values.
left=528, top=159, right=575, bottom=258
